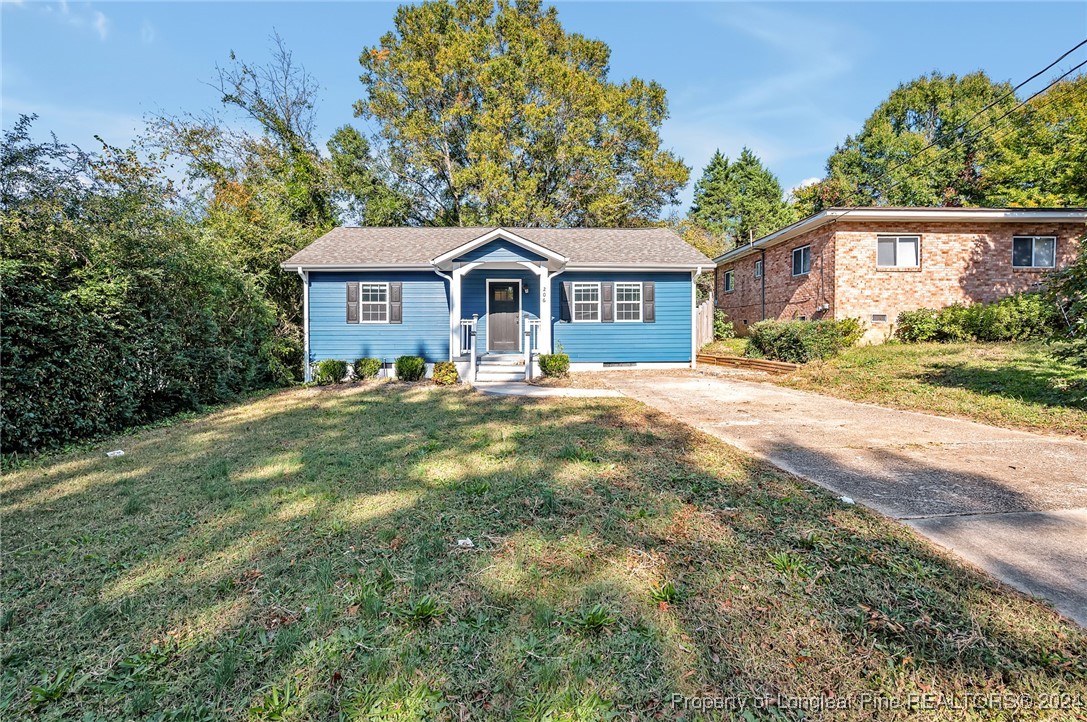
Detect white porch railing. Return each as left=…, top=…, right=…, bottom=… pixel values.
left=523, top=318, right=542, bottom=380
left=460, top=316, right=478, bottom=383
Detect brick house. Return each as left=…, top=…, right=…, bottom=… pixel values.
left=713, top=207, right=1087, bottom=341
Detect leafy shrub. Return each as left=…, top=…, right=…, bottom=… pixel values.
left=896, top=293, right=1059, bottom=344
left=713, top=309, right=734, bottom=340
left=432, top=361, right=459, bottom=385
left=395, top=355, right=426, bottom=381
left=1052, top=234, right=1087, bottom=367
left=313, top=359, right=348, bottom=385
left=896, top=308, right=938, bottom=342
left=935, top=303, right=973, bottom=342
left=538, top=353, right=570, bottom=377
left=353, top=357, right=382, bottom=380
left=745, top=319, right=861, bottom=363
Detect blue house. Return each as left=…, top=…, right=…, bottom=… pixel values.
left=281, top=227, right=712, bottom=382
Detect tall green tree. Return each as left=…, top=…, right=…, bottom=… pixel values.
left=355, top=0, right=689, bottom=227
left=986, top=75, right=1087, bottom=207
left=689, top=148, right=793, bottom=248
left=805, top=71, right=1018, bottom=211
left=328, top=125, right=411, bottom=226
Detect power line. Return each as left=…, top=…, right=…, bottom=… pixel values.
left=867, top=55, right=1087, bottom=203
left=873, top=38, right=1087, bottom=184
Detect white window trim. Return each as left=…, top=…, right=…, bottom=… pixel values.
left=571, top=281, right=601, bottom=323
left=754, top=259, right=763, bottom=279
left=876, top=234, right=920, bottom=268
left=723, top=270, right=734, bottom=293
left=359, top=282, right=390, bottom=324
left=792, top=245, right=811, bottom=277
left=1012, top=235, right=1057, bottom=269
left=614, top=281, right=643, bottom=323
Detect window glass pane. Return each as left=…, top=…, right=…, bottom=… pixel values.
left=361, top=284, right=387, bottom=302
left=876, top=238, right=896, bottom=266
left=1012, top=238, right=1034, bottom=267
left=616, top=284, right=640, bottom=303
left=724, top=271, right=734, bottom=291
left=793, top=246, right=810, bottom=275
left=361, top=303, right=387, bottom=322
left=898, top=238, right=919, bottom=267
left=802, top=247, right=811, bottom=273
left=1034, top=237, right=1056, bottom=267
left=754, top=260, right=762, bottom=278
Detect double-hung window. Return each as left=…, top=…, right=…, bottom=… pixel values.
left=572, top=282, right=600, bottom=322
left=754, top=259, right=763, bottom=279
left=723, top=270, right=734, bottom=293
left=1012, top=236, right=1056, bottom=269
left=615, top=282, right=642, bottom=322
left=360, top=283, right=389, bottom=322
left=876, top=235, right=920, bottom=268
left=792, top=245, right=811, bottom=276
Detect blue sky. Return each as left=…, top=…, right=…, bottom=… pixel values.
left=3, top=1, right=1086, bottom=213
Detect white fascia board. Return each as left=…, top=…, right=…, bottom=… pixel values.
left=564, top=263, right=708, bottom=272
left=280, top=263, right=434, bottom=272
left=430, top=227, right=568, bottom=268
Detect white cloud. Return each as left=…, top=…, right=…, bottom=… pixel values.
left=140, top=19, right=155, bottom=45
left=35, top=1, right=110, bottom=42
left=92, top=9, right=108, bottom=40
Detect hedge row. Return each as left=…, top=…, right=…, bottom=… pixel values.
left=744, top=318, right=863, bottom=363
left=896, top=293, right=1059, bottom=343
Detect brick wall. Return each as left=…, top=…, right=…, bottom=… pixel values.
left=833, top=220, right=1082, bottom=340
left=715, top=219, right=1083, bottom=341
left=715, top=225, right=835, bottom=335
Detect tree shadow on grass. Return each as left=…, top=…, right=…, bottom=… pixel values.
left=915, top=358, right=1087, bottom=411
left=1, top=383, right=1085, bottom=720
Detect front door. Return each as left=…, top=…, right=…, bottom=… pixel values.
left=487, top=280, right=521, bottom=352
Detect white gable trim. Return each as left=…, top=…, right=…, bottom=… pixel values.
left=430, top=227, right=567, bottom=270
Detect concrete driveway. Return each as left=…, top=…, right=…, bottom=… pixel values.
left=601, top=372, right=1087, bottom=626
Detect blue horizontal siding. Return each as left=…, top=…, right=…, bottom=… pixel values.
left=454, top=239, right=547, bottom=263
left=462, top=269, right=541, bottom=353
left=308, top=271, right=450, bottom=364
left=551, top=272, right=692, bottom=362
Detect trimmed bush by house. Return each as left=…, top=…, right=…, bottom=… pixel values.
left=895, top=293, right=1059, bottom=344
left=432, top=361, right=459, bottom=385
left=395, top=355, right=426, bottom=381
left=713, top=309, right=734, bottom=340
left=353, top=357, right=382, bottom=380
left=314, top=359, right=348, bottom=385
left=539, top=353, right=570, bottom=377
left=745, top=319, right=862, bottom=363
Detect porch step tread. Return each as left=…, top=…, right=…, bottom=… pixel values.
left=478, top=357, right=525, bottom=367
left=475, top=371, right=527, bottom=382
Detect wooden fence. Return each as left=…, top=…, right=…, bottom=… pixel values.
left=695, top=299, right=714, bottom=349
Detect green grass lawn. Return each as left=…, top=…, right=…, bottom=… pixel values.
left=773, top=342, right=1087, bottom=437
left=3, top=383, right=1086, bottom=720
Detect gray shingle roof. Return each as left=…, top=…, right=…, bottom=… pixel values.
left=282, top=227, right=712, bottom=268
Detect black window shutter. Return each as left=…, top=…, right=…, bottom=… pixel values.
left=559, top=282, right=572, bottom=322
left=643, top=281, right=655, bottom=323
left=346, top=282, right=359, bottom=324
left=389, top=282, right=403, bottom=324
left=601, top=282, right=613, bottom=323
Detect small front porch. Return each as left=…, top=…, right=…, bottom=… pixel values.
left=432, top=229, right=564, bottom=384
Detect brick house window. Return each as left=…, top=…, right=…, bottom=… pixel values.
left=876, top=235, right=920, bottom=268
left=1012, top=236, right=1056, bottom=268
left=754, top=259, right=763, bottom=278
left=723, top=270, right=734, bottom=293
left=792, top=246, right=811, bottom=276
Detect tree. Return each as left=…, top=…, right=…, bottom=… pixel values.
left=1051, top=233, right=1087, bottom=368
left=328, top=125, right=410, bottom=226
left=688, top=148, right=793, bottom=248
left=986, top=75, right=1087, bottom=207
left=1, top=116, right=277, bottom=453
left=150, top=35, right=345, bottom=377
left=811, top=71, right=1018, bottom=209
left=354, top=0, right=689, bottom=227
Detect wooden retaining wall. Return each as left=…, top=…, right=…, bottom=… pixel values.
left=695, top=353, right=798, bottom=375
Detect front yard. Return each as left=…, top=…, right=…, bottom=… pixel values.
left=3, top=384, right=1085, bottom=720
left=701, top=340, right=1087, bottom=437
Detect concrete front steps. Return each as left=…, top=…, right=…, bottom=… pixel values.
left=474, top=354, right=527, bottom=383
